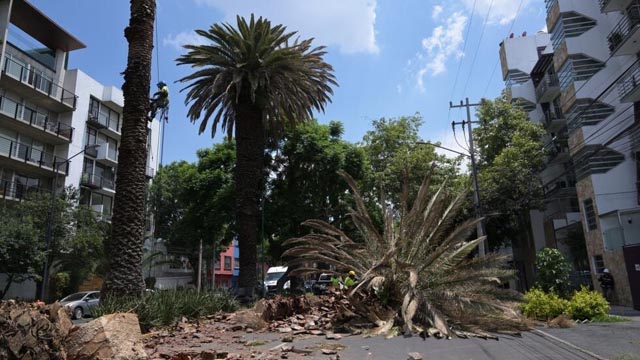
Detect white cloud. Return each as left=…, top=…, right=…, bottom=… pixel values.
left=192, top=0, right=379, bottom=55
left=163, top=31, right=206, bottom=51
left=416, top=11, right=467, bottom=90
left=432, top=4, right=443, bottom=20
left=462, top=0, right=530, bottom=26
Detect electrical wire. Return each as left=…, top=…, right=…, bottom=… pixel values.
left=482, top=0, right=525, bottom=99
left=461, top=0, right=494, bottom=97
left=450, top=0, right=478, bottom=104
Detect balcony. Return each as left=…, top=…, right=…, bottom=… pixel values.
left=0, top=136, right=68, bottom=175
left=90, top=204, right=112, bottom=222
left=600, top=0, right=634, bottom=13
left=544, top=180, right=577, bottom=200
left=96, top=143, right=118, bottom=168
left=542, top=110, right=565, bottom=132
left=0, top=95, right=73, bottom=144
left=0, top=179, right=50, bottom=202
left=87, top=111, right=121, bottom=138
left=1, top=57, right=77, bottom=111
left=548, top=138, right=570, bottom=163
left=80, top=172, right=115, bottom=192
left=145, top=166, right=155, bottom=178
left=618, top=66, right=640, bottom=103
left=535, top=73, right=560, bottom=102
left=607, top=6, right=640, bottom=56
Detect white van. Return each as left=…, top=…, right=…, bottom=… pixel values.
left=264, top=266, right=290, bottom=294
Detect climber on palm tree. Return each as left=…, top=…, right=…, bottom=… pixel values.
left=149, top=81, right=169, bottom=121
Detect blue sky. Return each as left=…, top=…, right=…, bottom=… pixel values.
left=30, top=0, right=546, bottom=163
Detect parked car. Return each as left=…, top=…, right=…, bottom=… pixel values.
left=59, top=291, right=100, bottom=319
left=263, top=266, right=290, bottom=295
left=312, top=273, right=333, bottom=295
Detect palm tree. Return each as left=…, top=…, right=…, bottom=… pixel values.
left=283, top=172, right=527, bottom=337
left=177, top=15, right=337, bottom=295
left=101, top=0, right=155, bottom=298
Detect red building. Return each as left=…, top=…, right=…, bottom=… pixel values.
left=208, top=239, right=239, bottom=288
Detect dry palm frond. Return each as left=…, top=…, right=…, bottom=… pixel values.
left=282, top=171, right=526, bottom=337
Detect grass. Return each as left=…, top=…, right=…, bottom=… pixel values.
left=613, top=354, right=640, bottom=360
left=591, top=314, right=629, bottom=323
left=93, top=288, right=239, bottom=332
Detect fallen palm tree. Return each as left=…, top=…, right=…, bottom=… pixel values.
left=283, top=171, right=528, bottom=338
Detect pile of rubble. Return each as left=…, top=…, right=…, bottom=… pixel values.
left=0, top=300, right=73, bottom=359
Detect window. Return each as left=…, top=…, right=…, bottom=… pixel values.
left=234, top=257, right=240, bottom=270
left=214, top=259, right=220, bottom=269
left=85, top=127, right=97, bottom=146
left=224, top=256, right=232, bottom=270
left=583, top=198, right=597, bottom=231
left=592, top=255, right=605, bottom=273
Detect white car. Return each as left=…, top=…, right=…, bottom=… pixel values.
left=264, top=266, right=290, bottom=294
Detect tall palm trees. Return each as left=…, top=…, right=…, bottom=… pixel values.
left=102, top=0, right=155, bottom=298
left=178, top=15, right=337, bottom=295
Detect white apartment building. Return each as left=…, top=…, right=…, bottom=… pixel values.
left=500, top=0, right=640, bottom=308
left=0, top=0, right=161, bottom=298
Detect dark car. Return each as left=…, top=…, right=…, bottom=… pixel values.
left=312, top=273, right=332, bottom=295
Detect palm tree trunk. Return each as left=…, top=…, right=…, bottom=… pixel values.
left=234, top=103, right=264, bottom=296
left=102, top=0, right=155, bottom=298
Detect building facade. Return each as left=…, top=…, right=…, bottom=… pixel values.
left=500, top=0, right=640, bottom=308
left=0, top=0, right=161, bottom=299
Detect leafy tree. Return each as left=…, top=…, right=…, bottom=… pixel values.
left=103, top=0, right=156, bottom=298
left=177, top=15, right=337, bottom=294
left=0, top=209, right=44, bottom=299
left=149, top=141, right=236, bottom=281
left=0, top=188, right=106, bottom=300
left=474, top=94, right=546, bottom=288
left=265, top=120, right=367, bottom=261
left=535, top=247, right=571, bottom=297
left=361, top=115, right=463, bottom=206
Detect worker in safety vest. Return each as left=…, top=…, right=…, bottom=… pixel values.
left=149, top=81, right=169, bottom=121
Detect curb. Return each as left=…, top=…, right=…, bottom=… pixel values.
left=532, top=329, right=608, bottom=360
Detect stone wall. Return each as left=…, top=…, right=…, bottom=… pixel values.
left=576, top=177, right=633, bottom=306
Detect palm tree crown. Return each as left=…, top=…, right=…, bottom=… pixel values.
left=178, top=14, right=337, bottom=137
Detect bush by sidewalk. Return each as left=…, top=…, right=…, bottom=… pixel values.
left=94, top=288, right=239, bottom=331
left=521, top=287, right=609, bottom=321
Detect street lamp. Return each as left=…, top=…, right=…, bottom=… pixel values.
left=40, top=144, right=101, bottom=301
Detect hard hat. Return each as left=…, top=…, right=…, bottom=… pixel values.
left=603, top=268, right=610, bottom=273
left=348, top=270, right=356, bottom=276
left=157, top=81, right=167, bottom=87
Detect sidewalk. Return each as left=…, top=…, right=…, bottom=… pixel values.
left=610, top=305, right=640, bottom=319
left=542, top=312, right=640, bottom=359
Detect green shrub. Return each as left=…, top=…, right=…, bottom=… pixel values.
left=567, top=287, right=609, bottom=320
left=521, top=288, right=569, bottom=320
left=535, top=248, right=572, bottom=297
left=94, top=289, right=239, bottom=332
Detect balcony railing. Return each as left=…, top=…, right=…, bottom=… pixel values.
left=542, top=110, right=564, bottom=129
left=0, top=95, right=73, bottom=140
left=607, top=6, right=640, bottom=54
left=81, top=172, right=115, bottom=191
left=548, top=138, right=570, bottom=161
left=0, top=135, right=68, bottom=173
left=619, top=65, right=640, bottom=100
left=0, top=179, right=50, bottom=201
left=2, top=57, right=77, bottom=109
left=535, top=73, right=560, bottom=101
left=145, top=166, right=155, bottom=178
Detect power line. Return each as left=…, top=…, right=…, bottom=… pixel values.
left=461, top=0, right=494, bottom=97
left=450, top=0, right=478, bottom=103
left=482, top=0, right=525, bottom=99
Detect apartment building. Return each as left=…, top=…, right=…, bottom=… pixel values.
left=0, top=0, right=161, bottom=221
left=0, top=0, right=161, bottom=298
left=500, top=0, right=640, bottom=308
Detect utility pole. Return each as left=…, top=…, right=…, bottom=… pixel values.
left=450, top=98, right=487, bottom=256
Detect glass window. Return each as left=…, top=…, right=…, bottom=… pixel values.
left=107, top=137, right=117, bottom=160
left=7, top=25, right=56, bottom=70
left=592, top=255, right=605, bottom=273
left=89, top=97, right=100, bottom=118
left=234, top=257, right=239, bottom=269
left=85, top=127, right=97, bottom=146
left=583, top=198, right=597, bottom=231
left=224, top=256, right=232, bottom=270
